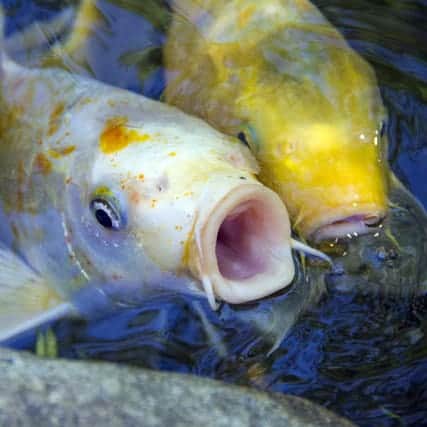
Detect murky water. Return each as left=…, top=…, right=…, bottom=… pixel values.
left=3, top=1, right=427, bottom=426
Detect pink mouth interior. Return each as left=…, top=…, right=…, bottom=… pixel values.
left=215, top=201, right=270, bottom=281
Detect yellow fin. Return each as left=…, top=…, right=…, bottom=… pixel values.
left=0, top=244, right=75, bottom=342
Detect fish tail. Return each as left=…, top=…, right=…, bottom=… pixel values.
left=40, top=0, right=101, bottom=75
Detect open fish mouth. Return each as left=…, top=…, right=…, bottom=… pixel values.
left=312, top=212, right=385, bottom=241
left=216, top=200, right=277, bottom=281
left=190, top=183, right=295, bottom=309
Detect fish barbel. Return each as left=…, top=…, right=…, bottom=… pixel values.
left=0, top=8, right=327, bottom=341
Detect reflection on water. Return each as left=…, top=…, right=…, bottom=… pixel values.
left=3, top=1, right=427, bottom=426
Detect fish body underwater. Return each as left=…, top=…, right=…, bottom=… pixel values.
left=37, top=0, right=390, bottom=241
left=0, top=9, right=329, bottom=342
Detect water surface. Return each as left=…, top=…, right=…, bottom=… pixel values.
left=3, top=1, right=427, bottom=426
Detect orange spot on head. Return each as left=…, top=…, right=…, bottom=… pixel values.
left=48, top=102, right=65, bottom=136
left=138, top=173, right=145, bottom=181
left=48, top=145, right=76, bottom=158
left=34, top=153, right=52, bottom=175
left=100, top=117, right=151, bottom=154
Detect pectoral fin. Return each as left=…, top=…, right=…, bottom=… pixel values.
left=0, top=244, right=75, bottom=342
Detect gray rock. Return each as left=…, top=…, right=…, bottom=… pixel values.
left=0, top=347, right=355, bottom=427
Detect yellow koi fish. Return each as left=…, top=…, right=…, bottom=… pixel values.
left=163, top=0, right=389, bottom=240
left=0, top=8, right=326, bottom=341
left=35, top=0, right=389, bottom=241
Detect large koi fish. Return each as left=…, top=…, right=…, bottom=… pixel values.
left=0, top=8, right=326, bottom=341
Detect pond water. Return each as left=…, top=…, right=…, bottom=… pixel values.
left=3, top=1, right=427, bottom=426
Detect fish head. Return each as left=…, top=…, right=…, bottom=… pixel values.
left=62, top=100, right=296, bottom=307
left=232, top=37, right=389, bottom=241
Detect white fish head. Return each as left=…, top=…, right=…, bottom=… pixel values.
left=60, top=97, right=296, bottom=308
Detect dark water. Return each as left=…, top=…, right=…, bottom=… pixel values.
left=3, top=1, right=427, bottom=426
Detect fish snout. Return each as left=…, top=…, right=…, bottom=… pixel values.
left=312, top=211, right=386, bottom=241
left=187, top=181, right=295, bottom=309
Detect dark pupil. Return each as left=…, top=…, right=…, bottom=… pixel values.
left=237, top=131, right=249, bottom=147
left=95, top=209, right=113, bottom=228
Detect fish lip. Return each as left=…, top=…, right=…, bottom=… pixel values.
left=193, top=183, right=295, bottom=307
left=311, top=211, right=386, bottom=242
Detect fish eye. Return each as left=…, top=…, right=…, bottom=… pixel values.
left=90, top=198, right=122, bottom=230
left=237, top=131, right=250, bottom=147
left=237, top=125, right=260, bottom=151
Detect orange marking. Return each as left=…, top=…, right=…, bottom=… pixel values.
left=181, top=226, right=195, bottom=267
left=48, top=145, right=76, bottom=158
left=100, top=117, right=151, bottom=154
left=34, top=153, right=52, bottom=175
left=48, top=103, right=65, bottom=136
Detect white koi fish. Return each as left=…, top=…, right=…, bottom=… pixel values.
left=0, top=10, right=328, bottom=342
